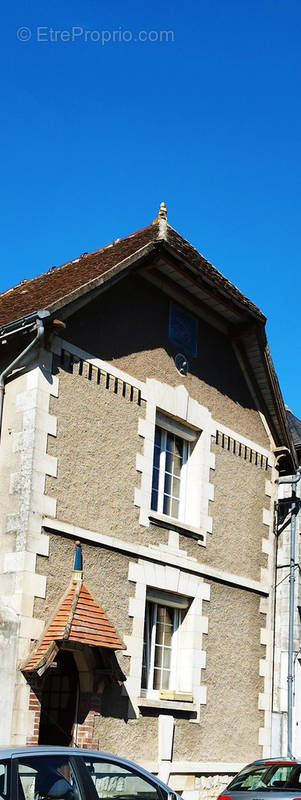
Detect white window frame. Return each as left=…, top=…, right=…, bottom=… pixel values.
left=125, top=560, right=209, bottom=717
left=151, top=414, right=197, bottom=523
left=135, top=378, right=215, bottom=537
left=141, top=590, right=189, bottom=700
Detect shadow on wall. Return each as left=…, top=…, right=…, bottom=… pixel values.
left=63, top=274, right=257, bottom=413
left=99, top=685, right=137, bottom=721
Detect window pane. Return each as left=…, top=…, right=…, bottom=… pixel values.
left=171, top=497, right=179, bottom=517
left=17, top=756, right=81, bottom=800
left=172, top=476, right=180, bottom=499
left=153, top=444, right=161, bottom=469
left=80, top=758, right=161, bottom=800
left=163, top=648, right=172, bottom=668
left=154, top=645, right=163, bottom=667
left=156, top=619, right=164, bottom=645
left=153, top=668, right=161, bottom=690
left=154, top=427, right=161, bottom=447
left=164, top=472, right=172, bottom=496
left=152, top=468, right=159, bottom=491
left=151, top=489, right=158, bottom=512
left=165, top=449, right=172, bottom=474
left=166, top=432, right=174, bottom=452
left=163, top=494, right=171, bottom=516
left=172, top=457, right=181, bottom=478
left=174, top=436, right=183, bottom=457
left=162, top=670, right=170, bottom=688
left=158, top=625, right=172, bottom=647
left=0, top=761, right=9, bottom=800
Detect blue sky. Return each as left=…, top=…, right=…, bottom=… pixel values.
left=1, top=0, right=301, bottom=417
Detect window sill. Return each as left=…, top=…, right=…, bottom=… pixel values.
left=137, top=697, right=196, bottom=712
left=149, top=512, right=204, bottom=544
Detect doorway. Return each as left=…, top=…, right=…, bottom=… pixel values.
left=38, top=650, right=79, bottom=746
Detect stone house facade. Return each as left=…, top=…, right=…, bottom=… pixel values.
left=0, top=206, right=298, bottom=799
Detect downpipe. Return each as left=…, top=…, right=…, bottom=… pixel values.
left=276, top=467, right=301, bottom=757
left=0, top=311, right=50, bottom=436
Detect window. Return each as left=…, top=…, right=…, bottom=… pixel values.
left=228, top=762, right=301, bottom=792
left=141, top=590, right=189, bottom=697
left=142, top=602, right=179, bottom=691
left=169, top=302, right=198, bottom=357
left=0, top=762, right=9, bottom=800
left=150, top=415, right=196, bottom=521
left=17, top=756, right=81, bottom=800
left=79, top=757, right=163, bottom=800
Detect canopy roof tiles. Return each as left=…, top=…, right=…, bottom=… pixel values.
left=22, top=581, right=125, bottom=675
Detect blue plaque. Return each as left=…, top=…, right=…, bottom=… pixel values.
left=169, top=302, right=198, bottom=357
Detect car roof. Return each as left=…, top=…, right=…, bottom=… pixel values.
left=252, top=758, right=301, bottom=765
left=0, top=746, right=172, bottom=793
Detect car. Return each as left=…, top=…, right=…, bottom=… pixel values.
left=217, top=758, right=301, bottom=800
left=0, top=746, right=179, bottom=800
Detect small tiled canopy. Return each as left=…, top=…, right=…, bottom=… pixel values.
left=22, top=580, right=125, bottom=677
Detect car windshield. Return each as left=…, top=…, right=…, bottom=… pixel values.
left=228, top=763, right=301, bottom=791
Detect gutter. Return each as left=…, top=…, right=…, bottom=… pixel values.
left=0, top=311, right=43, bottom=339
left=0, top=310, right=50, bottom=434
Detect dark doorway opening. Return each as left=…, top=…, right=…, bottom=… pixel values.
left=38, top=650, right=78, bottom=746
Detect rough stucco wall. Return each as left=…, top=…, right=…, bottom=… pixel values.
left=93, top=714, right=158, bottom=763
left=46, top=364, right=167, bottom=548
left=34, top=535, right=136, bottom=677
left=64, top=274, right=270, bottom=448
left=146, top=443, right=270, bottom=583
left=198, top=442, right=269, bottom=581
left=173, top=582, right=265, bottom=762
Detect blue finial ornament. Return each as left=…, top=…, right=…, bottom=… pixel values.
left=74, top=540, right=83, bottom=571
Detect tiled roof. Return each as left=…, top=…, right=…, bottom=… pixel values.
left=0, top=224, right=157, bottom=326
left=0, top=220, right=265, bottom=327
left=23, top=581, right=125, bottom=673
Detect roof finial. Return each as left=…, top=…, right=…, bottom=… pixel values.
left=158, top=201, right=167, bottom=220
left=73, top=540, right=83, bottom=580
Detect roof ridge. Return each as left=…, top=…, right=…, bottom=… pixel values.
left=62, top=580, right=82, bottom=640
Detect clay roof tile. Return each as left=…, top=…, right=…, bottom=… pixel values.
left=22, top=581, right=125, bottom=673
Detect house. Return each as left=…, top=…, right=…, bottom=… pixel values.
left=0, top=204, right=297, bottom=800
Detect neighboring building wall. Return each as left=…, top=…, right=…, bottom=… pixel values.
left=273, top=475, right=301, bottom=756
